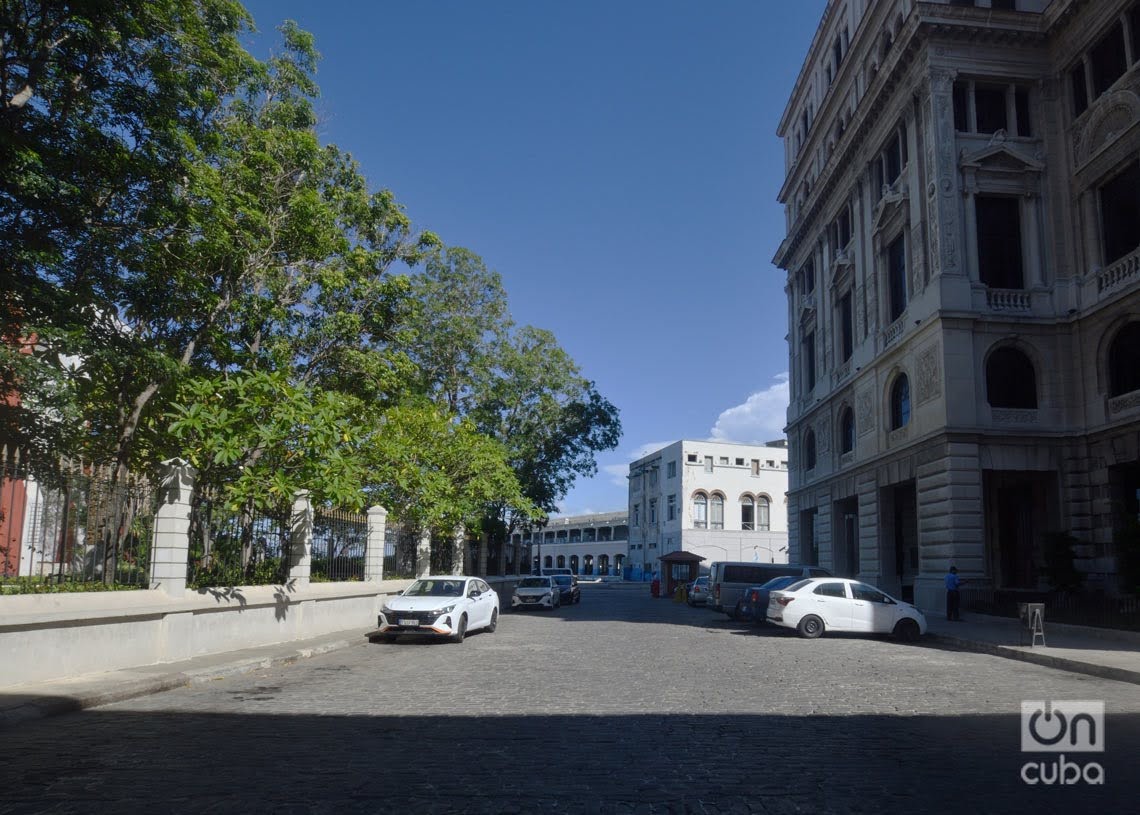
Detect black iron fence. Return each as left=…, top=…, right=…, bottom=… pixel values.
left=311, top=508, right=367, bottom=581
left=961, top=585, right=1140, bottom=632
left=1, top=447, right=154, bottom=592
left=187, top=490, right=291, bottom=589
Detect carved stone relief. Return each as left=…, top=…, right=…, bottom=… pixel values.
left=817, top=417, right=831, bottom=453
left=916, top=343, right=943, bottom=405
left=857, top=389, right=875, bottom=435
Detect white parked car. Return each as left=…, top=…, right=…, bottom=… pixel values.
left=766, top=577, right=926, bottom=641
left=512, top=575, right=561, bottom=610
left=375, top=576, right=499, bottom=643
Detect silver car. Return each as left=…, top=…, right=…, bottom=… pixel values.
left=687, top=576, right=710, bottom=606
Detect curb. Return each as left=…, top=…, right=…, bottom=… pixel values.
left=925, top=632, right=1140, bottom=686
left=0, top=636, right=364, bottom=731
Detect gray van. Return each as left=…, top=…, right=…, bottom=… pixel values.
left=707, top=561, right=832, bottom=616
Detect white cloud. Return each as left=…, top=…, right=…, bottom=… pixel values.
left=602, top=439, right=675, bottom=487
left=709, top=372, right=789, bottom=444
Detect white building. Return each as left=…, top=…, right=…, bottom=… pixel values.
left=627, top=441, right=790, bottom=579
left=774, top=0, right=1140, bottom=611
left=513, top=511, right=629, bottom=577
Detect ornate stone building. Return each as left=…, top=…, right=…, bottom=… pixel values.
left=774, top=0, right=1140, bottom=611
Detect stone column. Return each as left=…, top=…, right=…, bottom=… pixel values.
left=150, top=458, right=196, bottom=598
left=365, top=505, right=388, bottom=582
left=287, top=490, right=312, bottom=586
left=415, top=529, right=432, bottom=577
left=451, top=526, right=465, bottom=575
left=496, top=534, right=507, bottom=576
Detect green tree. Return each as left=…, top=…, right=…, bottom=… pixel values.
left=1, top=0, right=256, bottom=470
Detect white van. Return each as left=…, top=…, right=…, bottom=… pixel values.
left=707, top=561, right=832, bottom=616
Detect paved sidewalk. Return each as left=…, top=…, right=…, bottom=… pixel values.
left=924, top=612, right=1140, bottom=685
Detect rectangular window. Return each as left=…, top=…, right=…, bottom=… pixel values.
left=1091, top=22, right=1127, bottom=96
left=839, top=291, right=853, bottom=362
left=719, top=456, right=729, bottom=464
left=633, top=504, right=640, bottom=526
left=801, top=260, right=816, bottom=295
left=687, top=453, right=697, bottom=463
left=1071, top=62, right=1088, bottom=117
left=741, top=501, right=754, bottom=531
left=1014, top=88, right=1031, bottom=137
left=710, top=499, right=724, bottom=530
left=667, top=461, right=676, bottom=478
left=991, top=0, right=1015, bottom=9
left=667, top=494, right=676, bottom=521
left=735, top=458, right=744, bottom=466
left=693, top=499, right=707, bottom=529
left=976, top=196, right=1024, bottom=288
left=884, top=132, right=902, bottom=185
left=649, top=469, right=658, bottom=486
left=649, top=499, right=657, bottom=524
left=953, top=82, right=969, bottom=131
left=758, top=499, right=770, bottom=531
left=751, top=459, right=760, bottom=475
left=1100, top=160, right=1140, bottom=265
left=837, top=207, right=851, bottom=249
left=804, top=331, right=816, bottom=392
left=974, top=84, right=1007, bottom=134
left=888, top=236, right=907, bottom=322
left=704, top=456, right=714, bottom=472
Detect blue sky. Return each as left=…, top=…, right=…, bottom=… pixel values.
left=240, top=0, right=828, bottom=516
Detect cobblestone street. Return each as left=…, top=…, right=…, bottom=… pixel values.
left=2, top=584, right=1138, bottom=814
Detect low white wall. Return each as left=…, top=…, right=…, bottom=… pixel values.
left=0, top=575, right=526, bottom=687
left=0, top=580, right=408, bottom=686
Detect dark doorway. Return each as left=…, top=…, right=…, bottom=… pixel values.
left=833, top=497, right=859, bottom=577
left=983, top=471, right=1056, bottom=590
left=879, top=482, right=918, bottom=601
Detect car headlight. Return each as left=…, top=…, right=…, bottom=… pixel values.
left=428, top=604, right=456, bottom=617
left=381, top=605, right=393, bottom=616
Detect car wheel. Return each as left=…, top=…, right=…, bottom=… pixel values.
left=450, top=614, right=467, bottom=643
left=486, top=609, right=498, bottom=633
left=797, top=614, right=824, bottom=639
left=893, top=618, right=920, bottom=642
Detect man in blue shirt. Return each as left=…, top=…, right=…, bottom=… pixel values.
left=945, top=566, right=963, bottom=621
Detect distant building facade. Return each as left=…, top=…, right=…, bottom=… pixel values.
left=514, top=511, right=629, bottom=577
left=774, top=0, right=1140, bottom=610
left=627, top=441, right=790, bottom=579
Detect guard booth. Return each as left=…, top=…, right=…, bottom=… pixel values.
left=659, top=550, right=706, bottom=599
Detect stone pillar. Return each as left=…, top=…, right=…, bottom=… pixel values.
left=451, top=526, right=465, bottom=575
left=415, top=529, right=432, bottom=577
left=150, top=458, right=196, bottom=597
left=287, top=490, right=313, bottom=586
left=365, top=505, right=388, bottom=582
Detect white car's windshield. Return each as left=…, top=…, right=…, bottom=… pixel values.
left=404, top=580, right=464, bottom=598
left=518, top=577, right=550, bottom=588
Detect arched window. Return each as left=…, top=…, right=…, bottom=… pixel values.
left=986, top=347, right=1037, bottom=408
left=583, top=554, right=593, bottom=576
left=598, top=554, right=610, bottom=575
left=757, top=496, right=771, bottom=531
left=710, top=494, right=725, bottom=529
left=890, top=374, right=911, bottom=429
left=569, top=554, right=579, bottom=574
left=805, top=429, right=817, bottom=469
left=556, top=555, right=566, bottom=569
left=693, top=493, right=708, bottom=528
left=839, top=407, right=855, bottom=453
left=1109, top=322, right=1140, bottom=397
left=741, top=496, right=755, bottom=530
left=544, top=555, right=553, bottom=568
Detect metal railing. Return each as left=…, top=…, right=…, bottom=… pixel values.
left=311, top=508, right=367, bottom=582
left=187, top=490, right=290, bottom=588
left=1, top=447, right=154, bottom=591
left=961, top=585, right=1140, bottom=631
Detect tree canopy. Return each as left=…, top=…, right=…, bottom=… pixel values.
left=2, top=2, right=620, bottom=559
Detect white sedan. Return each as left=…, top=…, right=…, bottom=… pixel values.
left=766, top=577, right=926, bottom=641
left=511, top=575, right=561, bottom=610
left=375, top=576, right=499, bottom=643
